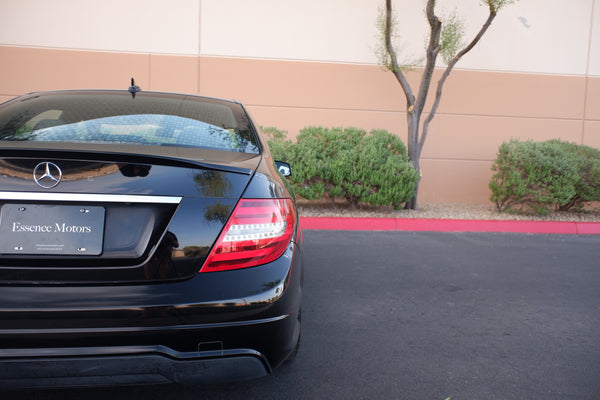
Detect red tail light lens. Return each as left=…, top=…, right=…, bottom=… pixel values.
left=200, top=198, right=297, bottom=272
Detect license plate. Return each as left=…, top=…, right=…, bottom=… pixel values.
left=0, top=204, right=105, bottom=255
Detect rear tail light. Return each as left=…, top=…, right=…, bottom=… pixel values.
left=200, top=198, right=297, bottom=272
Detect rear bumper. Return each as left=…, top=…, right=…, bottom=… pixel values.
left=0, top=243, right=302, bottom=390
left=0, top=310, right=299, bottom=390
left=0, top=345, right=270, bottom=390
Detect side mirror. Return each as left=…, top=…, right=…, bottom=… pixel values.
left=275, top=161, right=292, bottom=177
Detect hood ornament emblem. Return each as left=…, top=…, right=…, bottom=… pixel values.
left=33, top=162, right=62, bottom=189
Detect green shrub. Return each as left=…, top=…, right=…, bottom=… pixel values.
left=261, top=126, right=292, bottom=161
left=549, top=140, right=600, bottom=211
left=264, top=126, right=418, bottom=209
left=489, top=139, right=600, bottom=214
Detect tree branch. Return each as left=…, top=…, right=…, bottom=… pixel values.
left=418, top=9, right=498, bottom=158
left=413, top=0, right=442, bottom=117
left=384, top=0, right=415, bottom=108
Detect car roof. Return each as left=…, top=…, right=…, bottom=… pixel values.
left=7, top=89, right=243, bottom=106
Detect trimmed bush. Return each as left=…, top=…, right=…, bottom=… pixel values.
left=261, top=126, right=292, bottom=162
left=264, top=126, right=418, bottom=209
left=489, top=139, right=600, bottom=214
left=550, top=140, right=600, bottom=211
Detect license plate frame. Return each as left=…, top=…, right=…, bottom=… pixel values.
left=0, top=204, right=105, bottom=255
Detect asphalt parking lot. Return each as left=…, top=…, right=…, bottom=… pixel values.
left=9, top=230, right=600, bottom=399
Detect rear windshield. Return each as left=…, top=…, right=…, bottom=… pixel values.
left=0, top=91, right=260, bottom=154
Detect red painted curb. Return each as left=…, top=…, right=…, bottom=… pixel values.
left=576, top=222, right=600, bottom=235
left=299, top=217, right=600, bottom=235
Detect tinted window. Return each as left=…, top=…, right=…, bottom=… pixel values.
left=0, top=92, right=260, bottom=154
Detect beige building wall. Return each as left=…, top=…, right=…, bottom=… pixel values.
left=1, top=0, right=599, bottom=204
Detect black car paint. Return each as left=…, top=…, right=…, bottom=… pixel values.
left=0, top=152, right=252, bottom=281
left=0, top=90, right=302, bottom=388
left=0, top=243, right=303, bottom=385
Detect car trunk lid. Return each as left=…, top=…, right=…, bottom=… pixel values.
left=0, top=148, right=261, bottom=284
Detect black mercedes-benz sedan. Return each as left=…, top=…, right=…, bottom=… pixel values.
left=0, top=87, right=303, bottom=389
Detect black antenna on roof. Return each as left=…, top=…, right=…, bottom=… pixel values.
left=128, top=77, right=141, bottom=99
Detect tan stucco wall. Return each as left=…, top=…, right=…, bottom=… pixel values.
left=1, top=0, right=599, bottom=204
left=1, top=45, right=598, bottom=204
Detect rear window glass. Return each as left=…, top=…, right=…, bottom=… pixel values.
left=0, top=92, right=260, bottom=154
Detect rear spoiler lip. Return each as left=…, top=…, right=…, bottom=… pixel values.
left=0, top=145, right=261, bottom=175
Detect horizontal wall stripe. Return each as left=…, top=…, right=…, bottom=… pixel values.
left=0, top=46, right=150, bottom=96
left=1, top=45, right=598, bottom=204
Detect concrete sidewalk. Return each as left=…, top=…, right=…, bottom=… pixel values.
left=300, top=217, right=600, bottom=234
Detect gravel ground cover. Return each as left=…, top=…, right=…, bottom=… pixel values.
left=298, top=201, right=600, bottom=222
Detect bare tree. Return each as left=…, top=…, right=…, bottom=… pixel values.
left=379, top=0, right=516, bottom=209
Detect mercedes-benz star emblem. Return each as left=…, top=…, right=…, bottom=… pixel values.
left=33, top=162, right=63, bottom=189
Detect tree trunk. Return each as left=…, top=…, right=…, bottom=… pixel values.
left=381, top=0, right=506, bottom=210
left=405, top=112, right=421, bottom=210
